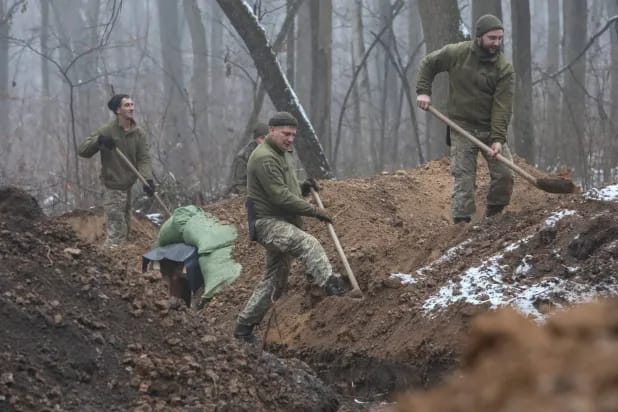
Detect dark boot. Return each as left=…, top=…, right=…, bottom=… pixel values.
left=453, top=216, right=471, bottom=224
left=233, top=323, right=256, bottom=343
left=323, top=275, right=346, bottom=296
left=485, top=205, right=505, bottom=217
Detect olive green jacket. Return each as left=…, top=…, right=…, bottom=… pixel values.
left=229, top=140, right=258, bottom=194
left=78, top=118, right=153, bottom=190
left=416, top=40, right=515, bottom=143
left=246, top=136, right=314, bottom=227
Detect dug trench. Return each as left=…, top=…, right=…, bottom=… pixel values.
left=2, top=156, right=617, bottom=410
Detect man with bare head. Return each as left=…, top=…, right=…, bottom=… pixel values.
left=416, top=14, right=515, bottom=224
left=78, top=94, right=154, bottom=247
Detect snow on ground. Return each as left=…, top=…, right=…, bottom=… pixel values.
left=584, top=184, right=618, bottom=201
left=390, top=273, right=418, bottom=285
left=418, top=209, right=618, bottom=319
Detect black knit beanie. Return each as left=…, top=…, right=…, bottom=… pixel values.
left=268, top=112, right=298, bottom=128
left=475, top=14, right=503, bottom=37
left=107, top=94, right=130, bottom=113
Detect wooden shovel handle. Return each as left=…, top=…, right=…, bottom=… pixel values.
left=310, top=188, right=362, bottom=293
left=114, top=148, right=172, bottom=216
left=428, top=106, right=538, bottom=186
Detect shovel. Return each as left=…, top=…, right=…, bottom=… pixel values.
left=114, top=148, right=172, bottom=216
left=428, top=106, right=576, bottom=194
left=310, top=188, right=363, bottom=299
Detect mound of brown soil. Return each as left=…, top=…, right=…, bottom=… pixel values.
left=396, top=299, right=618, bottom=412
left=0, top=186, right=42, bottom=219
left=0, top=214, right=338, bottom=411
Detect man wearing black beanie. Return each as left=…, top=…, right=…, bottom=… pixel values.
left=78, top=94, right=154, bottom=248
left=416, top=14, right=515, bottom=224
left=233, top=111, right=346, bottom=343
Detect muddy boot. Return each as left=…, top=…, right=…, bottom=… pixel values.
left=323, top=275, right=346, bottom=297
left=195, top=296, right=211, bottom=311
left=234, top=323, right=256, bottom=343
left=485, top=205, right=505, bottom=217
left=453, top=216, right=471, bottom=224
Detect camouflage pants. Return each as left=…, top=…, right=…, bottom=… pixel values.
left=103, top=187, right=132, bottom=246
left=238, top=217, right=333, bottom=326
left=450, top=129, right=514, bottom=219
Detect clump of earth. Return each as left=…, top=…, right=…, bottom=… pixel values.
left=1, top=156, right=616, bottom=411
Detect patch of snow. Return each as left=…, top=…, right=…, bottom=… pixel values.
left=146, top=213, right=164, bottom=226
left=515, top=255, right=533, bottom=276
left=390, top=273, right=418, bottom=285
left=584, top=184, right=618, bottom=201
left=423, top=235, right=618, bottom=320
left=543, top=210, right=577, bottom=228
left=416, top=238, right=473, bottom=276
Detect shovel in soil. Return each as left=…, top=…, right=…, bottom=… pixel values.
left=114, top=147, right=172, bottom=216
left=310, top=188, right=363, bottom=300
left=428, top=106, right=577, bottom=194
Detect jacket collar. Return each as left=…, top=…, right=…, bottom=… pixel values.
left=472, top=38, right=499, bottom=63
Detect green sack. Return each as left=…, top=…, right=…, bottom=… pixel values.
left=156, top=205, right=242, bottom=299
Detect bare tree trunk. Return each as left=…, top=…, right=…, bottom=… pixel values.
left=510, top=0, right=534, bottom=163
left=407, top=0, right=424, bottom=164
left=286, top=0, right=296, bottom=88
left=215, top=0, right=331, bottom=178
left=609, top=0, right=618, bottom=181
left=471, top=0, right=502, bottom=25
left=541, top=0, right=561, bottom=169
left=40, top=0, right=50, bottom=124
left=310, top=1, right=332, bottom=159
left=418, top=0, right=464, bottom=160
left=352, top=0, right=377, bottom=172
left=183, top=0, right=210, bottom=194
left=157, top=0, right=192, bottom=181
left=295, top=1, right=312, bottom=113
left=0, top=0, right=14, bottom=158
left=561, top=0, right=587, bottom=183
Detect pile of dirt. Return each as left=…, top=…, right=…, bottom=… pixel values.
left=0, top=186, right=42, bottom=232
left=0, top=187, right=338, bottom=411
left=2, top=152, right=617, bottom=410
left=396, top=299, right=618, bottom=411
left=202, top=157, right=617, bottom=401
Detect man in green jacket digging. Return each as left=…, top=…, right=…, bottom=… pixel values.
left=416, top=14, right=515, bottom=224
left=78, top=94, right=154, bottom=247
left=234, top=112, right=346, bottom=343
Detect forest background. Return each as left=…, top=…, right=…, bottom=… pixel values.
left=0, top=0, right=616, bottom=212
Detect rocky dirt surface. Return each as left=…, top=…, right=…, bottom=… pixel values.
left=1, top=155, right=617, bottom=411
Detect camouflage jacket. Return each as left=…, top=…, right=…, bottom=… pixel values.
left=229, top=140, right=258, bottom=194
left=78, top=118, right=153, bottom=190
left=416, top=40, right=515, bottom=143
left=246, top=137, right=314, bottom=228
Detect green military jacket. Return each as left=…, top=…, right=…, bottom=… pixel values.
left=416, top=40, right=515, bottom=143
left=78, top=118, right=153, bottom=190
left=246, top=136, right=314, bottom=227
left=229, top=140, right=258, bottom=194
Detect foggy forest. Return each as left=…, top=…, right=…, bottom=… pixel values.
left=0, top=0, right=616, bottom=214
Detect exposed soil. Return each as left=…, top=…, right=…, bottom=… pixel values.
left=1, top=156, right=617, bottom=411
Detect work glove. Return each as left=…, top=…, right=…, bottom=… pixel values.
left=143, top=179, right=156, bottom=197
left=313, top=207, right=332, bottom=224
left=301, top=178, right=320, bottom=197
left=97, top=135, right=116, bottom=151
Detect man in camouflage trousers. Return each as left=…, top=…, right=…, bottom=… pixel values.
left=234, top=112, right=346, bottom=343
left=228, top=122, right=269, bottom=194
left=416, top=14, right=514, bottom=224
left=79, top=94, right=154, bottom=247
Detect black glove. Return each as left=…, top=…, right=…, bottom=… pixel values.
left=97, top=135, right=116, bottom=151
left=301, top=178, right=320, bottom=197
left=313, top=207, right=332, bottom=224
left=143, top=179, right=155, bottom=197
